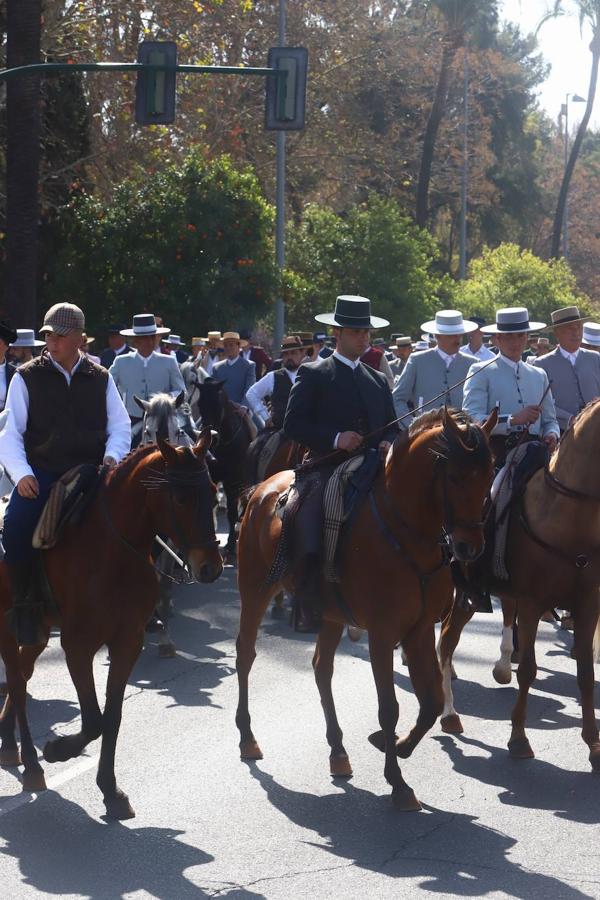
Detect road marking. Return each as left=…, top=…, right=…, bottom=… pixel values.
left=0, top=753, right=99, bottom=820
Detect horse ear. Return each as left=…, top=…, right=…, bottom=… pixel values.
left=193, top=426, right=213, bottom=458
left=158, top=437, right=179, bottom=467
left=134, top=395, right=151, bottom=413
left=481, top=407, right=498, bottom=437
left=443, top=407, right=471, bottom=452
left=175, top=390, right=185, bottom=408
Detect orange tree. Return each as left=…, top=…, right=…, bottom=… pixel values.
left=44, top=151, right=277, bottom=336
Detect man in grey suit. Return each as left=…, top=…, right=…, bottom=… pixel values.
left=531, top=306, right=600, bottom=433
left=109, top=314, right=185, bottom=443
left=388, top=336, right=412, bottom=379
left=212, top=331, right=256, bottom=406
left=392, top=310, right=478, bottom=426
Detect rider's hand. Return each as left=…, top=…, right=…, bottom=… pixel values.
left=511, top=405, right=541, bottom=427
left=543, top=434, right=558, bottom=452
left=103, top=456, right=117, bottom=468
left=17, top=475, right=39, bottom=499
left=337, top=431, right=363, bottom=452
left=264, top=417, right=274, bottom=429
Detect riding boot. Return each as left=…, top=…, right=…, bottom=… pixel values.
left=5, top=560, right=47, bottom=646
left=291, top=556, right=323, bottom=633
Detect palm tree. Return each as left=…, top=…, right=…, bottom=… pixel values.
left=415, top=0, right=498, bottom=228
left=540, top=2, right=600, bottom=259
left=5, top=0, right=42, bottom=327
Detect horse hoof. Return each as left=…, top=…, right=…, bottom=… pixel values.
left=493, top=663, right=512, bottom=685
left=104, top=791, right=135, bottom=820
left=22, top=769, right=47, bottom=792
left=330, top=754, right=352, bottom=778
left=240, top=740, right=263, bottom=760
left=347, top=626, right=364, bottom=643
left=441, top=714, right=464, bottom=735
left=158, top=642, right=176, bottom=659
left=589, top=746, right=600, bottom=773
left=368, top=730, right=387, bottom=753
left=395, top=738, right=414, bottom=760
left=391, top=786, right=422, bottom=812
left=43, top=740, right=58, bottom=764
left=508, top=737, right=534, bottom=759
left=450, top=665, right=458, bottom=681
left=0, top=747, right=21, bottom=767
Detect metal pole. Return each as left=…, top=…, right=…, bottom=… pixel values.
left=273, top=0, right=286, bottom=353
left=563, top=93, right=569, bottom=259
left=459, top=52, right=469, bottom=280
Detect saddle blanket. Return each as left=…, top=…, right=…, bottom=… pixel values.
left=323, top=455, right=365, bottom=582
left=257, top=430, right=284, bottom=483
left=32, top=464, right=100, bottom=550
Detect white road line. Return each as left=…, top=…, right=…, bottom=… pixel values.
left=0, top=753, right=100, bottom=820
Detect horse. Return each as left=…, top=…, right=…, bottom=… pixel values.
left=0, top=431, right=222, bottom=818
left=235, top=408, right=496, bottom=811
left=136, top=391, right=199, bottom=657
left=438, top=398, right=600, bottom=772
left=193, top=378, right=254, bottom=564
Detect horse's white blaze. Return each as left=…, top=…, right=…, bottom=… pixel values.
left=493, top=625, right=513, bottom=684
left=441, top=658, right=456, bottom=718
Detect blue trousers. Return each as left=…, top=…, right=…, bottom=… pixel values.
left=3, top=469, right=61, bottom=564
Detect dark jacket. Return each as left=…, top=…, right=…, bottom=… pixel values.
left=284, top=355, right=398, bottom=455
left=245, top=346, right=272, bottom=378
left=100, top=344, right=131, bottom=369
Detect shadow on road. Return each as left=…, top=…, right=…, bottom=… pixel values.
left=242, top=764, right=590, bottom=898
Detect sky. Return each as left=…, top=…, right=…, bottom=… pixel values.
left=500, top=0, right=597, bottom=128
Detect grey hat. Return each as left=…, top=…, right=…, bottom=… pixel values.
left=39, top=302, right=85, bottom=336
left=121, top=313, right=170, bottom=338
left=481, top=307, right=545, bottom=335
left=11, top=329, right=45, bottom=348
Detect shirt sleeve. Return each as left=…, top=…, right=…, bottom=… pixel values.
left=104, top=374, right=132, bottom=462
left=169, top=358, right=186, bottom=397
left=392, top=356, right=417, bottom=426
left=246, top=371, right=274, bottom=422
left=0, top=372, right=34, bottom=484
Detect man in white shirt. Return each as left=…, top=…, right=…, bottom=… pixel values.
left=246, top=335, right=309, bottom=430
left=0, top=321, right=18, bottom=412
left=461, top=316, right=496, bottom=362
left=0, top=302, right=131, bottom=646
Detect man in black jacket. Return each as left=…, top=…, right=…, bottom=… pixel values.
left=284, top=295, right=398, bottom=631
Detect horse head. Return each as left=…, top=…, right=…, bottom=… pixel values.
left=194, top=379, right=227, bottom=442
left=135, top=392, right=191, bottom=447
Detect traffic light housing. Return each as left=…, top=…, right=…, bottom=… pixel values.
left=265, top=47, right=308, bottom=131
left=135, top=41, right=177, bottom=126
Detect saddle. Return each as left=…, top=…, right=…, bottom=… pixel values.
left=247, top=429, right=284, bottom=484
left=32, top=464, right=104, bottom=551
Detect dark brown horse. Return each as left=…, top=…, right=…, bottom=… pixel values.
left=235, top=408, right=496, bottom=810
left=193, top=379, right=254, bottom=563
left=0, top=432, right=222, bottom=818
left=439, top=398, right=600, bottom=772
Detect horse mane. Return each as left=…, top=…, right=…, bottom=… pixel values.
left=107, top=444, right=160, bottom=487
left=408, top=407, right=490, bottom=468
left=559, top=396, right=600, bottom=449
left=145, top=392, right=177, bottom=416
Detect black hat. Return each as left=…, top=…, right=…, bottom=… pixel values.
left=108, top=324, right=126, bottom=334
left=468, top=316, right=486, bottom=329
left=315, top=295, right=389, bottom=329
left=0, top=320, right=17, bottom=345
left=313, top=331, right=327, bottom=343
left=239, top=328, right=252, bottom=341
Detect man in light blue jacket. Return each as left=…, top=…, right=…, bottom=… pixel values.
left=109, top=314, right=185, bottom=438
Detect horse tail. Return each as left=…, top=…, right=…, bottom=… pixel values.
left=238, top=485, right=258, bottom=521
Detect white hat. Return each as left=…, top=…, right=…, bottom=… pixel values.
left=161, top=334, right=186, bottom=346
left=582, top=322, right=600, bottom=347
left=120, top=314, right=170, bottom=338
left=481, top=307, right=545, bottom=335
left=412, top=340, right=430, bottom=351
left=420, top=310, right=478, bottom=336
left=11, top=329, right=45, bottom=348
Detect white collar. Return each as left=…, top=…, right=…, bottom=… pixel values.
left=559, top=346, right=580, bottom=365
left=114, top=343, right=128, bottom=355
left=226, top=356, right=240, bottom=367
left=436, top=347, right=457, bottom=367
left=333, top=350, right=360, bottom=370
left=498, top=353, right=520, bottom=373
left=134, top=350, right=157, bottom=366
left=48, top=351, right=83, bottom=379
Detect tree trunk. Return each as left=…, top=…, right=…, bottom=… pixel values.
left=5, top=0, right=42, bottom=327
left=551, top=33, right=600, bottom=259
left=415, top=40, right=458, bottom=228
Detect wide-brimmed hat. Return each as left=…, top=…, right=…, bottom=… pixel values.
left=191, top=337, right=206, bottom=347
left=313, top=331, right=327, bottom=343
left=40, top=302, right=85, bottom=336
left=11, top=329, right=45, bottom=348
left=0, top=321, right=17, bottom=346
left=468, top=315, right=486, bottom=329
left=582, top=322, right=600, bottom=347
left=412, top=340, right=430, bottom=351
left=421, top=310, right=478, bottom=336
left=481, top=307, right=545, bottom=335
left=222, top=331, right=240, bottom=342
left=389, top=336, right=412, bottom=349
left=202, top=331, right=222, bottom=342
left=121, top=314, right=170, bottom=338
left=162, top=333, right=186, bottom=346
left=280, top=335, right=312, bottom=354
left=550, top=306, right=590, bottom=328
left=315, top=295, right=389, bottom=330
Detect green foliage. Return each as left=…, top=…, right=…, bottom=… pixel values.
left=45, top=152, right=277, bottom=335
left=285, top=196, right=455, bottom=334
left=457, top=243, right=592, bottom=323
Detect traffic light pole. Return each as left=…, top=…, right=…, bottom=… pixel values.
left=0, top=61, right=279, bottom=81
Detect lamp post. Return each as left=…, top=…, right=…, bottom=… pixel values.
left=459, top=50, right=469, bottom=281
left=273, top=0, right=286, bottom=353
left=561, top=91, right=586, bottom=259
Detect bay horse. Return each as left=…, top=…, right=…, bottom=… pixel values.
left=439, top=398, right=600, bottom=772
left=235, top=408, right=496, bottom=811
left=0, top=431, right=222, bottom=818
left=194, top=378, right=254, bottom=564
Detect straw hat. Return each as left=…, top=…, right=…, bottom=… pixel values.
left=550, top=306, right=590, bottom=328
left=222, top=331, right=241, bottom=342
left=280, top=335, right=313, bottom=353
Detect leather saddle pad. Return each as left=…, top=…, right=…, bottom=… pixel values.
left=33, top=464, right=102, bottom=550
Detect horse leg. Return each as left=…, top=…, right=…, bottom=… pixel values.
left=0, top=640, right=46, bottom=768
left=312, top=620, right=352, bottom=777
left=368, top=632, right=421, bottom=811
left=439, top=601, right=475, bottom=734
left=156, top=577, right=176, bottom=658
left=236, top=585, right=272, bottom=760
left=493, top=596, right=516, bottom=685
left=572, top=596, right=600, bottom=771
left=508, top=605, right=539, bottom=759
left=44, top=643, right=103, bottom=763
left=395, top=626, right=444, bottom=759
left=3, top=637, right=47, bottom=791
left=96, top=631, right=143, bottom=819
left=223, top=481, right=239, bottom=562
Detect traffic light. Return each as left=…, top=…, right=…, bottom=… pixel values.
left=135, top=41, right=177, bottom=126
left=265, top=47, right=308, bottom=131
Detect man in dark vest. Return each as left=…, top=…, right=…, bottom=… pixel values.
left=283, top=295, right=399, bottom=631
left=245, top=335, right=310, bottom=430
left=0, top=302, right=131, bottom=646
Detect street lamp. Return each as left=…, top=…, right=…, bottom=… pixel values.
left=561, top=91, right=586, bottom=259
left=274, top=0, right=286, bottom=353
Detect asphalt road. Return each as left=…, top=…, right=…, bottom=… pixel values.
left=0, top=528, right=599, bottom=899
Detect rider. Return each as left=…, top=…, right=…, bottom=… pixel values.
left=0, top=302, right=131, bottom=646
left=283, top=295, right=399, bottom=632
left=245, top=335, right=311, bottom=430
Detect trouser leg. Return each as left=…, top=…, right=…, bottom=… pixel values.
left=292, top=471, right=329, bottom=634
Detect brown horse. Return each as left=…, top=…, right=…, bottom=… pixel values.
left=235, top=408, right=496, bottom=810
left=439, top=398, right=600, bottom=771
left=0, top=431, right=222, bottom=818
